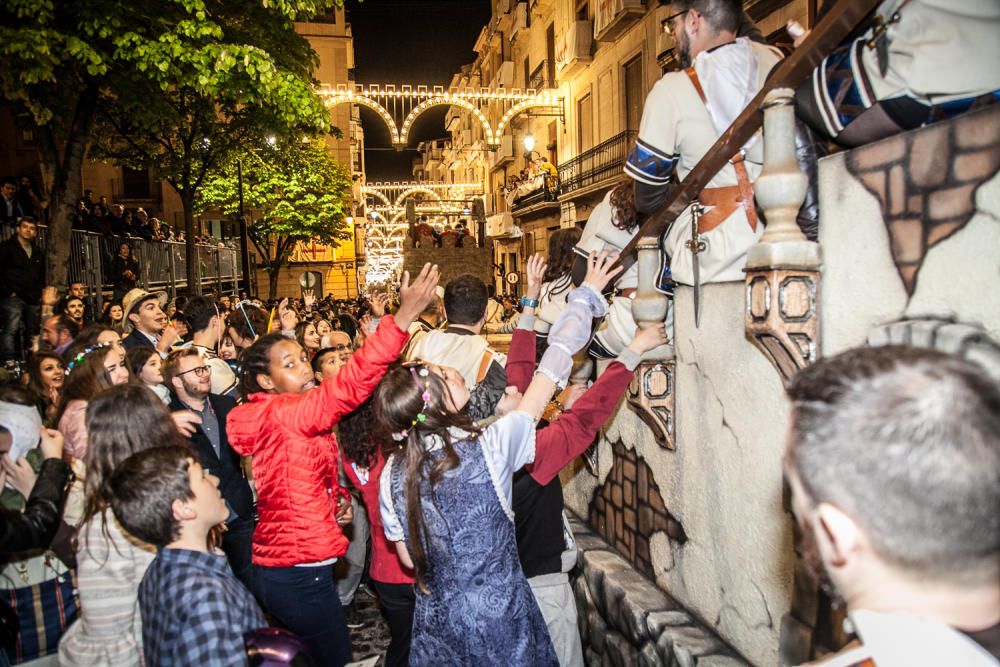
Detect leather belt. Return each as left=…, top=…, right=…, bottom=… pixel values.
left=618, top=287, right=637, bottom=298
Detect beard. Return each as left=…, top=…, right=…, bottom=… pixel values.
left=181, top=376, right=210, bottom=401
left=676, top=28, right=692, bottom=69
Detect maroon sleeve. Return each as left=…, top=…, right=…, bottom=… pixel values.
left=505, top=328, right=537, bottom=393
left=527, top=361, right=634, bottom=486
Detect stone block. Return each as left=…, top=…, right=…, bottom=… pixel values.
left=639, top=640, right=666, bottom=667
left=604, top=630, right=638, bottom=667
left=585, top=646, right=601, bottom=667
left=601, top=560, right=674, bottom=645
left=647, top=610, right=695, bottom=638
left=574, top=574, right=595, bottom=645
left=586, top=606, right=608, bottom=655
left=656, top=630, right=676, bottom=665
left=583, top=549, right=622, bottom=618
left=668, top=625, right=727, bottom=667
left=697, top=657, right=750, bottom=667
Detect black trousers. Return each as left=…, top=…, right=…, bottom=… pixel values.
left=371, top=580, right=414, bottom=667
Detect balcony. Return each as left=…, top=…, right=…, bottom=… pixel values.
left=511, top=2, right=529, bottom=39
left=594, top=0, right=644, bottom=43
left=556, top=20, right=593, bottom=78
left=511, top=182, right=559, bottom=219
left=491, top=135, right=516, bottom=170
left=528, top=60, right=556, bottom=90
left=494, top=60, right=515, bottom=88
left=558, top=130, right=637, bottom=197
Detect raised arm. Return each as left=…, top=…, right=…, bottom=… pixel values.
left=514, top=251, right=622, bottom=421
left=505, top=253, right=546, bottom=392
left=527, top=324, right=668, bottom=486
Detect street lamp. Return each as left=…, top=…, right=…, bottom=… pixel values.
left=522, top=133, right=536, bottom=153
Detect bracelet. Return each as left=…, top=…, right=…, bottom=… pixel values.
left=520, top=296, right=540, bottom=309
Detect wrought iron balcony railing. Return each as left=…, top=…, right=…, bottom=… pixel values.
left=558, top=130, right=637, bottom=196
left=528, top=60, right=556, bottom=90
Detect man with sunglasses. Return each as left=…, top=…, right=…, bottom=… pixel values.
left=163, top=347, right=255, bottom=594
left=625, top=0, right=783, bottom=289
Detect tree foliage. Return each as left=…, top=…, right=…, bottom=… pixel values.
left=197, top=137, right=353, bottom=299
left=0, top=0, right=341, bottom=291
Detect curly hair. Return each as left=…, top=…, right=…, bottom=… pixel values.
left=608, top=181, right=639, bottom=232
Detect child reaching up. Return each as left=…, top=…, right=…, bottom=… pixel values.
left=227, top=263, right=439, bottom=667
left=375, top=251, right=621, bottom=667
left=107, top=445, right=265, bottom=667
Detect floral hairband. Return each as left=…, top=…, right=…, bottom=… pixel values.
left=391, top=365, right=431, bottom=441
left=65, top=342, right=112, bottom=375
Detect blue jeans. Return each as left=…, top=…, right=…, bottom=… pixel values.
left=0, top=297, right=39, bottom=362
left=254, top=564, right=352, bottom=667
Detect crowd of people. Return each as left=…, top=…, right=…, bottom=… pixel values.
left=500, top=156, right=559, bottom=208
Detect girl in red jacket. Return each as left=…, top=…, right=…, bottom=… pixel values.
left=227, top=264, right=439, bottom=667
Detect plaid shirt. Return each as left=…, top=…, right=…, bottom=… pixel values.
left=139, top=548, right=265, bottom=666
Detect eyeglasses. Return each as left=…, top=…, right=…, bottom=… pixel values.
left=329, top=344, right=352, bottom=353
left=177, top=365, right=212, bottom=378
left=662, top=9, right=688, bottom=36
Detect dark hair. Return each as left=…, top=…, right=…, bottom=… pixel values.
left=228, top=303, right=269, bottom=345
left=16, top=216, right=35, bottom=228
left=237, top=333, right=292, bottom=399
left=162, top=347, right=202, bottom=388
left=79, top=384, right=187, bottom=552
left=542, top=228, right=583, bottom=284
left=338, top=398, right=380, bottom=470
left=182, top=296, right=221, bottom=334
left=786, top=345, right=1000, bottom=584
left=336, top=314, right=359, bottom=341
left=54, top=341, right=121, bottom=426
left=373, top=363, right=481, bottom=593
left=0, top=383, right=37, bottom=407
left=107, top=445, right=194, bottom=547
left=672, top=0, right=742, bottom=34
left=310, top=348, right=338, bottom=373
left=75, top=323, right=117, bottom=347
left=46, top=314, right=80, bottom=341
left=608, top=181, right=639, bottom=232
left=25, top=352, right=64, bottom=423
left=125, top=346, right=158, bottom=378
left=295, top=320, right=319, bottom=352
left=443, top=275, right=488, bottom=325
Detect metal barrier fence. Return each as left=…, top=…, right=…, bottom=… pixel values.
left=1, top=224, right=242, bottom=310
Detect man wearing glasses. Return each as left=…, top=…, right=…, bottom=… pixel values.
left=625, top=0, right=783, bottom=289
left=163, top=347, right=256, bottom=594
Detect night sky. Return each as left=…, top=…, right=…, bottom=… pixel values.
left=345, top=0, right=492, bottom=181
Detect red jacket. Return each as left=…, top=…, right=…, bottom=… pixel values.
left=228, top=315, right=409, bottom=567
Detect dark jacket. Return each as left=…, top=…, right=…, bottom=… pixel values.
left=109, top=254, right=139, bottom=294
left=122, top=327, right=156, bottom=352
left=0, top=235, right=45, bottom=304
left=0, top=458, right=72, bottom=555
left=169, top=393, right=254, bottom=524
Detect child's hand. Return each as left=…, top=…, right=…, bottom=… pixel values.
left=582, top=250, right=624, bottom=293
left=626, top=324, right=669, bottom=355
left=395, top=263, right=440, bottom=331
left=2, top=455, right=37, bottom=498
left=369, top=292, right=388, bottom=318
left=335, top=495, right=353, bottom=525
left=525, top=253, right=547, bottom=301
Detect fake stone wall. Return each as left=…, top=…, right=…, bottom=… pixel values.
left=819, top=105, right=1000, bottom=351
left=563, top=281, right=795, bottom=667
left=402, top=244, right=494, bottom=288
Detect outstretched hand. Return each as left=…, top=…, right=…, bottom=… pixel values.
left=525, top=253, right=547, bottom=301
left=303, top=289, right=316, bottom=309
left=582, top=250, right=624, bottom=293
left=394, top=263, right=440, bottom=331
left=278, top=298, right=297, bottom=331
left=369, top=292, right=388, bottom=318
left=626, top=323, right=669, bottom=355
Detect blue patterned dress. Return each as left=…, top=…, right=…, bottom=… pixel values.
left=382, top=413, right=557, bottom=666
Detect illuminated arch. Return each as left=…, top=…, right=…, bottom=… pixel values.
left=394, top=187, right=443, bottom=208
left=327, top=95, right=400, bottom=144
left=496, top=95, right=561, bottom=136
left=400, top=97, right=495, bottom=146
left=361, top=188, right=392, bottom=208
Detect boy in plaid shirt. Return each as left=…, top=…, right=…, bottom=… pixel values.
left=108, top=445, right=266, bottom=666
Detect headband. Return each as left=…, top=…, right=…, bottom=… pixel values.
left=65, top=342, right=112, bottom=375
left=391, top=365, right=431, bottom=442
left=233, top=301, right=257, bottom=338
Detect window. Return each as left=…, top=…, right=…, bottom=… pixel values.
left=623, top=54, right=644, bottom=133
left=577, top=93, right=594, bottom=152
left=576, top=1, right=589, bottom=20
left=122, top=167, right=151, bottom=200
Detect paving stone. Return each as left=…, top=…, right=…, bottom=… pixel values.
left=604, top=629, right=638, bottom=667
left=668, top=625, right=727, bottom=667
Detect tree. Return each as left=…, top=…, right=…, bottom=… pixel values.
left=197, top=137, right=353, bottom=300
left=0, top=0, right=339, bottom=291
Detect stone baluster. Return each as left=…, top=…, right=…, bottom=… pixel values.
left=626, top=236, right=676, bottom=450
left=744, top=88, right=822, bottom=381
